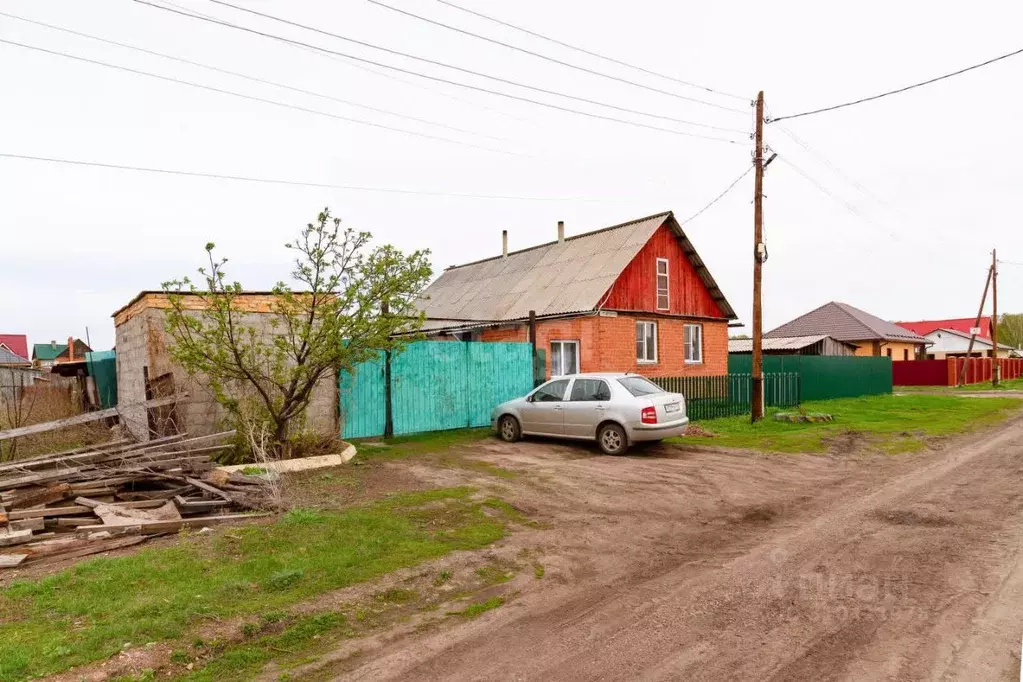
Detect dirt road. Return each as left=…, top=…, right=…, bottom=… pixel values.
left=330, top=418, right=1023, bottom=681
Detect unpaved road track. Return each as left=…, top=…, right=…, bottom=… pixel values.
left=335, top=418, right=1023, bottom=681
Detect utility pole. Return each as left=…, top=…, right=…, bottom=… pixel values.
left=992, top=249, right=999, bottom=387
left=958, top=264, right=993, bottom=386
left=751, top=90, right=765, bottom=422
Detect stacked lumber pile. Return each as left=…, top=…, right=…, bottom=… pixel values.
left=0, top=432, right=271, bottom=568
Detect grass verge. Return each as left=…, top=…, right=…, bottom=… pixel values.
left=0, top=487, right=512, bottom=682
left=675, top=393, right=1023, bottom=453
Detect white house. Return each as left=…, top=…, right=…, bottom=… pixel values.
left=923, top=328, right=1015, bottom=360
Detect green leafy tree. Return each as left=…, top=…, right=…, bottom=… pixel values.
left=998, top=313, right=1023, bottom=350
left=162, top=209, right=432, bottom=457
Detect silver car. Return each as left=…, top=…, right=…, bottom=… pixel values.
left=490, top=373, right=689, bottom=455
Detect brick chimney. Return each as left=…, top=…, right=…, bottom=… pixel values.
left=67, top=336, right=74, bottom=362
left=557, top=220, right=565, bottom=243
left=502, top=230, right=508, bottom=257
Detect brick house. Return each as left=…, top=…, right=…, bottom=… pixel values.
left=112, top=291, right=338, bottom=441
left=418, top=211, right=738, bottom=378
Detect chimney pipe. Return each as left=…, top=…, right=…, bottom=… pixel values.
left=502, top=230, right=508, bottom=257
left=67, top=336, right=74, bottom=362
left=557, top=220, right=565, bottom=243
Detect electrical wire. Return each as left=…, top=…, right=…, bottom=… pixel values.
left=680, top=165, right=753, bottom=224
left=428, top=0, right=747, bottom=101
left=769, top=45, right=1023, bottom=123
left=0, top=152, right=621, bottom=202
left=133, top=1, right=749, bottom=144
left=356, top=0, right=748, bottom=113
left=0, top=38, right=516, bottom=155
left=158, top=0, right=537, bottom=126
left=0, top=11, right=509, bottom=143
left=196, top=1, right=749, bottom=132
left=998, top=260, right=1023, bottom=267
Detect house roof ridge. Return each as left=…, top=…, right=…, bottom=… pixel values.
left=444, top=211, right=673, bottom=271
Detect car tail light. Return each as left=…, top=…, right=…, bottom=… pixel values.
left=641, top=406, right=657, bottom=424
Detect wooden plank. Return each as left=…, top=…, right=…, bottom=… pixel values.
left=9, top=517, right=45, bottom=532
left=185, top=477, right=233, bottom=502
left=0, top=394, right=183, bottom=442
left=0, top=529, right=34, bottom=547
left=48, top=517, right=97, bottom=528
left=5, top=484, right=72, bottom=509
left=0, top=439, right=133, bottom=474
left=7, top=499, right=168, bottom=520
left=75, top=512, right=271, bottom=536
left=173, top=496, right=229, bottom=512
left=0, top=553, right=27, bottom=568
left=30, top=535, right=152, bottom=566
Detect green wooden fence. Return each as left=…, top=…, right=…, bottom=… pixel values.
left=652, top=372, right=800, bottom=420
left=727, top=355, right=892, bottom=400
left=340, top=341, right=535, bottom=439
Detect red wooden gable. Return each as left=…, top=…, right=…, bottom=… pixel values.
left=601, top=224, right=725, bottom=318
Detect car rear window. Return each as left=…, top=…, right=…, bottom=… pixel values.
left=617, top=376, right=665, bottom=397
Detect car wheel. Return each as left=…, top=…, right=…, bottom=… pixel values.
left=498, top=415, right=521, bottom=443
left=598, top=423, right=627, bottom=455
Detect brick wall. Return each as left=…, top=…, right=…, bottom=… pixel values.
left=474, top=314, right=728, bottom=378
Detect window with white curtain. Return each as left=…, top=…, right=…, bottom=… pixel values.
left=550, top=340, right=579, bottom=376
left=684, top=324, right=703, bottom=363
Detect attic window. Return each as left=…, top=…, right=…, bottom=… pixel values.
left=656, top=258, right=669, bottom=310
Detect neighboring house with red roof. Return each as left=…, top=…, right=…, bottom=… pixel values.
left=766, top=302, right=928, bottom=361
left=896, top=317, right=993, bottom=341
left=0, top=334, right=29, bottom=361
left=418, top=211, right=738, bottom=378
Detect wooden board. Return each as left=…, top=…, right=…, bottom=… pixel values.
left=0, top=394, right=183, bottom=442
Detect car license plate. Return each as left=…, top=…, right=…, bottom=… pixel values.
left=664, top=402, right=680, bottom=413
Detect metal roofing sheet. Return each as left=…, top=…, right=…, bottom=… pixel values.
left=420, top=211, right=737, bottom=323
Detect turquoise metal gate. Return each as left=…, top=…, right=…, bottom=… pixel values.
left=340, top=341, right=534, bottom=439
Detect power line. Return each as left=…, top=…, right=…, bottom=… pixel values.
left=0, top=152, right=620, bottom=202
left=769, top=45, right=1023, bottom=123
left=201, top=1, right=749, bottom=131
left=134, top=1, right=748, bottom=144
left=0, top=11, right=508, bottom=143
left=357, top=0, right=748, bottom=113
left=998, top=260, right=1023, bottom=267
left=0, top=38, right=515, bottom=155
left=680, top=165, right=753, bottom=224
left=158, top=0, right=540, bottom=126
left=429, top=0, right=747, bottom=101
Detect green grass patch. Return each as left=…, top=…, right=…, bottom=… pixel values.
left=453, top=596, right=505, bottom=619
left=475, top=565, right=513, bottom=586
left=375, top=588, right=418, bottom=604
left=433, top=570, right=452, bottom=587
left=0, top=487, right=512, bottom=682
left=533, top=564, right=545, bottom=579
left=180, top=612, right=351, bottom=682
left=351, top=428, right=491, bottom=461
left=676, top=393, right=1022, bottom=454
left=240, top=465, right=267, bottom=476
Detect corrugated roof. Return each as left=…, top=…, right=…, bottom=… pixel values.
left=0, top=335, right=29, bottom=359
left=728, top=334, right=850, bottom=353
left=766, top=302, right=927, bottom=343
left=32, top=342, right=68, bottom=361
left=419, top=211, right=737, bottom=323
left=927, top=327, right=1015, bottom=350
left=0, top=346, right=31, bottom=365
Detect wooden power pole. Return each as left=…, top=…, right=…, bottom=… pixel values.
left=958, top=264, right=993, bottom=386
left=751, top=91, right=766, bottom=422
left=992, top=249, right=999, bottom=387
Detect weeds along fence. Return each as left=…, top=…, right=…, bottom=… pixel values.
left=652, top=372, right=800, bottom=421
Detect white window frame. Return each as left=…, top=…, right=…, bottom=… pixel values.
left=684, top=323, right=703, bottom=364
left=550, top=340, right=580, bottom=376
left=655, top=258, right=670, bottom=311
left=636, top=321, right=658, bottom=364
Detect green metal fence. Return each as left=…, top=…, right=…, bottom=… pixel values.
left=652, top=372, right=800, bottom=420
left=340, top=341, right=535, bottom=439
left=84, top=350, right=117, bottom=409
left=728, top=355, right=892, bottom=400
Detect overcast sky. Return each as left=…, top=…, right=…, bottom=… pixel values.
left=2, top=0, right=1022, bottom=351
